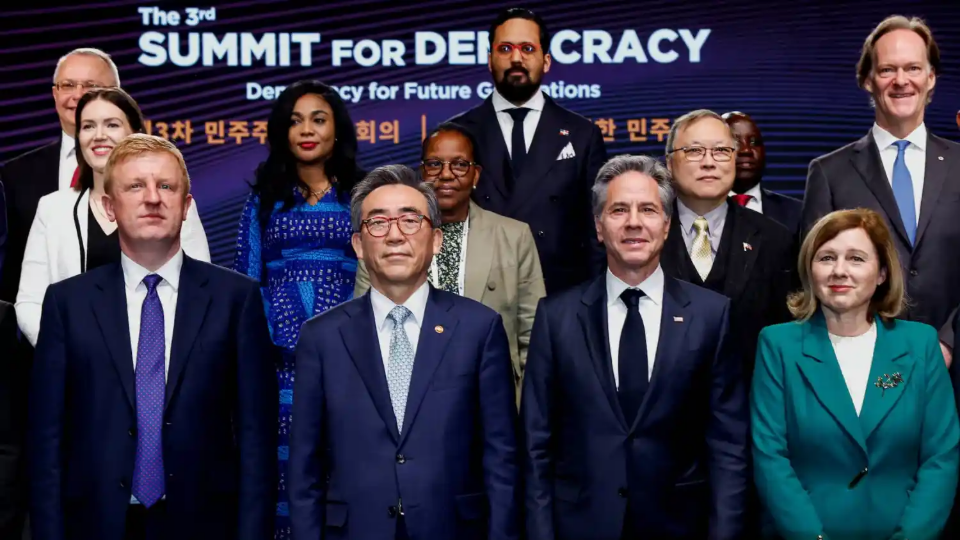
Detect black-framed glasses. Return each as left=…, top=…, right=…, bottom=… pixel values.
left=361, top=214, right=432, bottom=237
left=420, top=159, right=476, bottom=180
left=53, top=81, right=113, bottom=92
left=666, top=145, right=736, bottom=162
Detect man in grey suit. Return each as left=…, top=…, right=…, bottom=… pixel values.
left=801, top=16, right=960, bottom=341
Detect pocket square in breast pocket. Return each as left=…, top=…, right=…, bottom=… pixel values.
left=557, top=142, right=576, bottom=160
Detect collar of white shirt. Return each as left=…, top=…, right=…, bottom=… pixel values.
left=121, top=249, right=184, bottom=293
left=872, top=122, right=927, bottom=152
left=61, top=130, right=75, bottom=160
left=370, top=280, right=430, bottom=332
left=677, top=198, right=728, bottom=237
left=605, top=265, right=665, bottom=308
left=728, top=183, right=763, bottom=203
left=491, top=86, right=545, bottom=113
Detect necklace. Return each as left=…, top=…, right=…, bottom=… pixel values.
left=301, top=184, right=332, bottom=200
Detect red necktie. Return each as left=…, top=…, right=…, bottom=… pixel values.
left=731, top=194, right=753, bottom=207
left=69, top=166, right=80, bottom=189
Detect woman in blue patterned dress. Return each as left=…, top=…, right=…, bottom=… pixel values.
left=233, top=80, right=363, bottom=539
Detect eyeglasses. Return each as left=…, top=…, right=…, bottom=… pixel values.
left=361, top=214, right=432, bottom=237
left=493, top=42, right=540, bottom=57
left=420, top=159, right=476, bottom=179
left=53, top=81, right=113, bottom=92
left=666, top=145, right=737, bottom=162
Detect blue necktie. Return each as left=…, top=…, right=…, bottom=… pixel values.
left=133, top=274, right=166, bottom=507
left=891, top=140, right=917, bottom=245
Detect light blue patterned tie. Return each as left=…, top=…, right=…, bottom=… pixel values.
left=133, top=274, right=165, bottom=507
left=891, top=140, right=917, bottom=245
left=386, top=306, right=415, bottom=434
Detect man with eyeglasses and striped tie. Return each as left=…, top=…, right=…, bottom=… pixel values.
left=289, top=165, right=520, bottom=540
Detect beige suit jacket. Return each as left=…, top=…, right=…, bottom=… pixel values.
left=355, top=201, right=545, bottom=400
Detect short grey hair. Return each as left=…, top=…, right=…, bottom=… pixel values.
left=53, top=48, right=121, bottom=87
left=592, top=154, right=676, bottom=220
left=350, top=164, right=442, bottom=233
left=664, top=109, right=738, bottom=155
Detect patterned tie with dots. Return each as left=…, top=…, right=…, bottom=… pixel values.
left=133, top=274, right=166, bottom=507
left=386, top=306, right=415, bottom=434
left=691, top=216, right=713, bottom=281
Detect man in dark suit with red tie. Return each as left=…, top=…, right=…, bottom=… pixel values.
left=522, top=155, right=748, bottom=540
left=450, top=8, right=608, bottom=294
left=28, top=135, right=277, bottom=540
left=0, top=48, right=118, bottom=303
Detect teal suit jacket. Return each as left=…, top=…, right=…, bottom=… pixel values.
left=751, top=314, right=959, bottom=540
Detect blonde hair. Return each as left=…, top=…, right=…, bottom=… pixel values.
left=104, top=134, right=191, bottom=195
left=789, top=208, right=905, bottom=322
left=857, top=15, right=939, bottom=103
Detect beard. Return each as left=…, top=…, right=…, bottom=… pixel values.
left=494, top=66, right=541, bottom=103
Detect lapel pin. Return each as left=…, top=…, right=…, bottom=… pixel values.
left=673, top=316, right=684, bottom=322
left=743, top=242, right=753, bottom=251
left=434, top=325, right=444, bottom=334
left=939, top=156, right=945, bottom=161
left=874, top=372, right=904, bottom=396
left=559, top=129, right=569, bottom=136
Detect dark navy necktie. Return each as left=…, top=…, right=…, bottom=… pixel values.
left=618, top=289, right=649, bottom=423
left=506, top=107, right=531, bottom=193
left=133, top=273, right=166, bottom=507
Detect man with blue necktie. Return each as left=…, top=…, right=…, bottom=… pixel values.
left=288, top=165, right=520, bottom=540
left=802, top=15, right=960, bottom=337
left=27, top=134, right=277, bottom=540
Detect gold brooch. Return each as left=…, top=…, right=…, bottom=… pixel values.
left=874, top=373, right=904, bottom=396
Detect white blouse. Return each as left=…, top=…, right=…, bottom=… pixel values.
left=829, top=322, right=877, bottom=416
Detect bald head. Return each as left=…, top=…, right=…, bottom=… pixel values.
left=722, top=111, right=766, bottom=193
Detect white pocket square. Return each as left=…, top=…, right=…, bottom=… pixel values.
left=556, top=142, right=576, bottom=160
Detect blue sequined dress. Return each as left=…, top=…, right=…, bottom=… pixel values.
left=233, top=186, right=357, bottom=539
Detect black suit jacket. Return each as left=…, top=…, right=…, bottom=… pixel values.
left=802, top=131, right=960, bottom=330
left=450, top=95, right=608, bottom=294
left=28, top=257, right=278, bottom=540
left=661, top=202, right=795, bottom=380
left=760, top=188, right=802, bottom=233
left=0, top=139, right=61, bottom=303
left=0, top=301, right=27, bottom=537
left=522, top=276, right=748, bottom=540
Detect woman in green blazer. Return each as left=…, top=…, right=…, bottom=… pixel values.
left=752, top=208, right=959, bottom=540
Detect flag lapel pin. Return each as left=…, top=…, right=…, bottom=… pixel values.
left=743, top=242, right=753, bottom=251
left=560, top=129, right=569, bottom=136
left=673, top=316, right=684, bottom=322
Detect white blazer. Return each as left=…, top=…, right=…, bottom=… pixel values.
left=15, top=188, right=210, bottom=345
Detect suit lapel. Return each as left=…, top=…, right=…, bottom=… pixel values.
left=660, top=214, right=694, bottom=283
left=93, top=264, right=135, bottom=411
left=722, top=205, right=760, bottom=301
left=796, top=314, right=868, bottom=456
left=577, top=277, right=625, bottom=429
left=851, top=134, right=911, bottom=246
left=463, top=202, right=494, bottom=300
left=341, top=295, right=400, bottom=443
left=476, top=99, right=511, bottom=200
left=399, top=288, right=458, bottom=446
left=507, top=97, right=571, bottom=214
left=630, top=277, right=690, bottom=433
left=859, top=319, right=915, bottom=442
left=165, top=257, right=211, bottom=412
left=916, top=135, right=952, bottom=247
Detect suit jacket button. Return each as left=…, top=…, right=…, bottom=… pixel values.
left=128, top=428, right=135, bottom=437
left=388, top=506, right=398, bottom=518
left=910, top=269, right=919, bottom=276
left=484, top=195, right=491, bottom=202
left=487, top=281, right=496, bottom=291
left=537, top=230, right=545, bottom=238
left=396, top=454, right=406, bottom=464
left=119, top=479, right=127, bottom=489
left=617, top=487, right=628, bottom=498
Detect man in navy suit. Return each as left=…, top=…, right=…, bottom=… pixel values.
left=522, top=155, right=748, bottom=540
left=28, top=134, right=277, bottom=540
left=289, top=165, right=519, bottom=540
left=721, top=111, right=802, bottom=232
left=450, top=8, right=608, bottom=294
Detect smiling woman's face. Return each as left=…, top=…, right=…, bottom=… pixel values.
left=79, top=99, right=133, bottom=174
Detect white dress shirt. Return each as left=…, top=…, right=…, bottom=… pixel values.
left=676, top=199, right=728, bottom=257
left=606, top=266, right=664, bottom=388
left=58, top=131, right=77, bottom=191
left=122, top=249, right=183, bottom=379
left=729, top=183, right=764, bottom=214
left=370, top=280, right=430, bottom=369
left=491, top=87, right=545, bottom=157
left=829, top=322, right=877, bottom=416
left=872, top=122, right=927, bottom=223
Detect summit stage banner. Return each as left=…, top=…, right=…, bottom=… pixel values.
left=2, top=0, right=958, bottom=264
